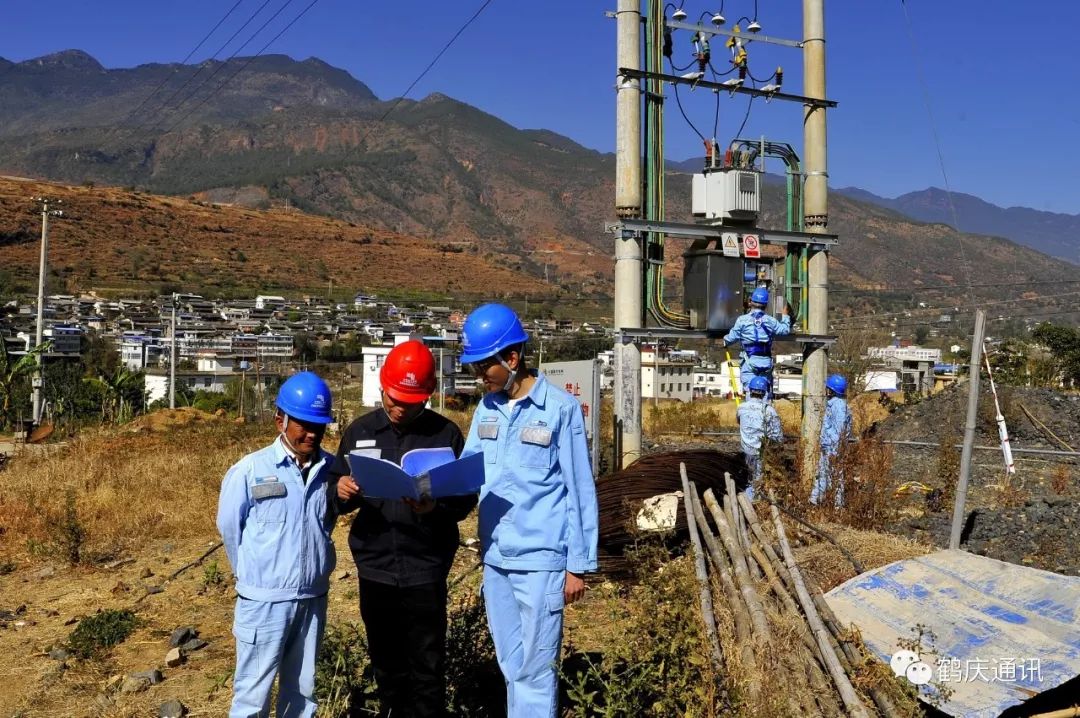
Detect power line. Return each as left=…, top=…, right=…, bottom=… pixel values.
left=163, top=0, right=320, bottom=134
left=357, top=0, right=496, bottom=148
left=897, top=0, right=974, bottom=304
left=122, top=0, right=246, bottom=124
left=137, top=0, right=278, bottom=131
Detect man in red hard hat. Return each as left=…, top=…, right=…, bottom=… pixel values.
left=328, top=340, right=475, bottom=718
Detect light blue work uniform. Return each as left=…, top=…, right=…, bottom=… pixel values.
left=736, top=396, right=783, bottom=500
left=811, top=396, right=854, bottom=506
left=462, top=371, right=599, bottom=718
left=723, top=310, right=791, bottom=394
left=217, top=438, right=336, bottom=718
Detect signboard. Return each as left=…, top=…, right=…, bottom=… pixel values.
left=742, top=233, right=760, bottom=258
left=721, top=232, right=740, bottom=257
left=540, top=359, right=601, bottom=476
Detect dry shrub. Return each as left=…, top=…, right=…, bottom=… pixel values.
left=561, top=541, right=724, bottom=717
left=0, top=419, right=269, bottom=563
left=995, top=481, right=1028, bottom=508
left=1050, top=465, right=1070, bottom=495
left=819, top=437, right=898, bottom=530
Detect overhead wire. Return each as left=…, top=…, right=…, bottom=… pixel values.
left=355, top=0, right=495, bottom=148
left=897, top=0, right=975, bottom=305
left=733, top=88, right=755, bottom=138
left=136, top=0, right=277, bottom=131
left=671, top=81, right=706, bottom=142
left=163, top=0, right=320, bottom=134
left=121, top=0, right=246, bottom=124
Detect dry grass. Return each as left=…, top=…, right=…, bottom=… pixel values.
left=0, top=401, right=937, bottom=717
left=792, top=523, right=934, bottom=593
left=0, top=420, right=268, bottom=564
left=644, top=397, right=802, bottom=437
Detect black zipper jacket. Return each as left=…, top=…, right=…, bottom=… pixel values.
left=328, top=408, right=476, bottom=587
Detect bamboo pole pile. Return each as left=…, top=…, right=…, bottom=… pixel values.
left=678, top=461, right=906, bottom=717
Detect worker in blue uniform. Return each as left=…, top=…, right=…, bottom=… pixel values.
left=459, top=303, right=599, bottom=718
left=723, top=287, right=791, bottom=397
left=811, top=373, right=855, bottom=506
left=217, top=372, right=337, bottom=718
left=736, top=375, right=783, bottom=500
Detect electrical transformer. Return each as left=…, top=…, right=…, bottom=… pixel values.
left=691, top=168, right=761, bottom=221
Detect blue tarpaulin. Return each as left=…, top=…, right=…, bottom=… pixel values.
left=825, top=549, right=1080, bottom=718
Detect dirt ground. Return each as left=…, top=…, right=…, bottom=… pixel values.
left=0, top=516, right=489, bottom=718
left=874, top=385, right=1080, bottom=575
left=687, top=385, right=1080, bottom=577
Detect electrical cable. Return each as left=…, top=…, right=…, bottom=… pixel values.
left=356, top=0, right=495, bottom=147
left=831, top=296, right=1080, bottom=330
left=832, top=287, right=1080, bottom=323
left=137, top=0, right=277, bottom=131
left=898, top=0, right=975, bottom=305
left=671, top=82, right=705, bottom=142
left=163, top=0, right=319, bottom=135
left=746, top=66, right=776, bottom=84
left=122, top=0, right=246, bottom=124
left=733, top=87, right=755, bottom=138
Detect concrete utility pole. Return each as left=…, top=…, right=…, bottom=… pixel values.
left=31, top=198, right=61, bottom=426
left=950, top=309, right=985, bottom=550
left=169, top=294, right=178, bottom=409
left=799, top=0, right=830, bottom=485
left=614, top=0, right=643, bottom=468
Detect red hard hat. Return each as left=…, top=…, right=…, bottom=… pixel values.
left=380, top=340, right=437, bottom=404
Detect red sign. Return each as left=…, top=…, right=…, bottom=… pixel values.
left=742, top=234, right=760, bottom=258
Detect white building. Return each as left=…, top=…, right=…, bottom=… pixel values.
left=360, top=333, right=415, bottom=407
left=120, top=334, right=166, bottom=370
left=693, top=364, right=740, bottom=398
left=255, top=295, right=286, bottom=310
left=641, top=345, right=694, bottom=403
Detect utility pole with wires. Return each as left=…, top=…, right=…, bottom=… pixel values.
left=169, top=294, right=179, bottom=410
left=798, top=0, right=831, bottom=489
left=31, top=197, right=62, bottom=426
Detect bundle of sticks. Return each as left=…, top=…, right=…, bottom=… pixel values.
left=679, top=462, right=907, bottom=717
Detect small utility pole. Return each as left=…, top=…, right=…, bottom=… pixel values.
left=438, top=347, right=445, bottom=412
left=950, top=309, right=986, bottom=550
left=32, top=198, right=62, bottom=426
left=169, top=294, right=178, bottom=409
left=799, top=0, right=830, bottom=486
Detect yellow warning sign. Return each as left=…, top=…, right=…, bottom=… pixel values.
left=721, top=232, right=740, bottom=257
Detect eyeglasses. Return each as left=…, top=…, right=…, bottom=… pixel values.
left=468, top=358, right=500, bottom=376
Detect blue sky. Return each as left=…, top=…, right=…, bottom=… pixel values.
left=2, top=0, right=1078, bottom=213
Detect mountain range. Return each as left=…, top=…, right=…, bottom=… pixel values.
left=834, top=186, right=1080, bottom=266
left=1, top=49, right=1078, bottom=322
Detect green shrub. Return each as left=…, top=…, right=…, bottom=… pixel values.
left=51, top=489, right=85, bottom=565
left=315, top=622, right=377, bottom=717
left=67, top=609, right=138, bottom=659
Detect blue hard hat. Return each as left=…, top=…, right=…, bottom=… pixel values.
left=460, top=303, right=529, bottom=364
left=750, top=287, right=770, bottom=305
left=826, top=374, right=848, bottom=396
left=275, top=371, right=333, bottom=423
left=747, top=376, right=770, bottom=393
